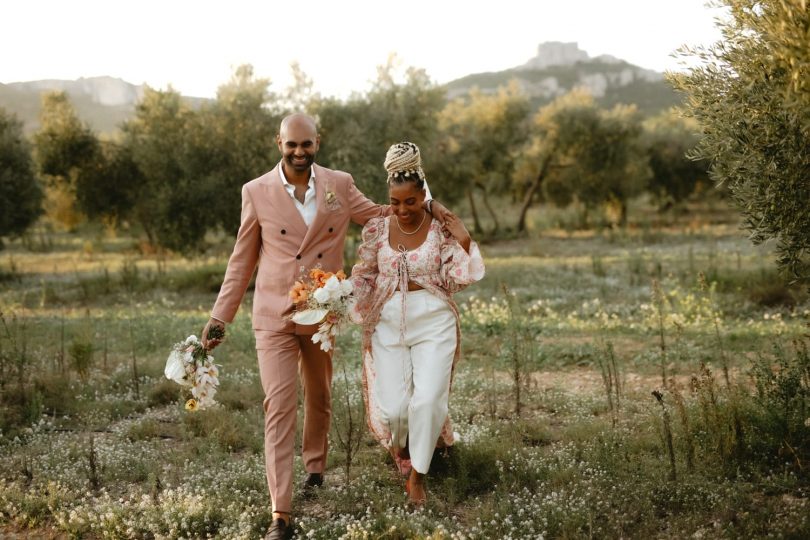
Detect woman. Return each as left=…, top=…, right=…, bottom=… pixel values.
left=350, top=142, right=485, bottom=505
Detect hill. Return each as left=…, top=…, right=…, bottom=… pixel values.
left=0, top=76, right=205, bottom=135
left=443, top=42, right=682, bottom=115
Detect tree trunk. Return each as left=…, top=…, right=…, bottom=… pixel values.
left=477, top=182, right=500, bottom=234
left=517, top=150, right=555, bottom=233
left=619, top=199, right=628, bottom=228
left=581, top=204, right=590, bottom=229
left=466, top=187, right=483, bottom=235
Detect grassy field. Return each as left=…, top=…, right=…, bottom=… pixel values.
left=1, top=203, right=808, bottom=539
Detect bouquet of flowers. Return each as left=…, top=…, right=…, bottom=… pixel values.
left=289, top=267, right=354, bottom=352
left=164, top=326, right=224, bottom=411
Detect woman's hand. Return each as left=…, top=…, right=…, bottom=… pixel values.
left=442, top=213, right=472, bottom=253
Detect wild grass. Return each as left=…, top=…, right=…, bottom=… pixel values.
left=1, top=206, right=809, bottom=538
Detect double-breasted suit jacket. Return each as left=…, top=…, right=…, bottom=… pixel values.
left=211, top=163, right=386, bottom=333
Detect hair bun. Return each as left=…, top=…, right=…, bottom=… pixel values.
left=384, top=142, right=425, bottom=181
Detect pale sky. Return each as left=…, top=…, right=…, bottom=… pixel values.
left=2, top=0, right=726, bottom=98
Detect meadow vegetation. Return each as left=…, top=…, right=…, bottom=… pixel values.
left=0, top=202, right=808, bottom=539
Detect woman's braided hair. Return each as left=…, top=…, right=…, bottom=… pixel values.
left=384, top=142, right=425, bottom=188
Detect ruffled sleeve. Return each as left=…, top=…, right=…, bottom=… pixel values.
left=349, top=217, right=385, bottom=323
left=439, top=233, right=485, bottom=294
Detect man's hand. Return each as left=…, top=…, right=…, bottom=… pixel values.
left=426, top=199, right=451, bottom=224
left=201, top=318, right=226, bottom=350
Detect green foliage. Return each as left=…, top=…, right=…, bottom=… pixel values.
left=33, top=91, right=100, bottom=179
left=117, top=66, right=281, bottom=251
left=749, top=340, right=810, bottom=463
left=670, top=0, right=810, bottom=282
left=4, top=62, right=725, bottom=250
left=32, top=92, right=103, bottom=231
left=313, top=56, right=445, bottom=204
left=147, top=378, right=182, bottom=407
left=436, top=82, right=531, bottom=233
left=121, top=86, right=194, bottom=249
left=0, top=108, right=43, bottom=239
left=68, top=338, right=94, bottom=380
left=183, top=408, right=261, bottom=453
left=642, top=108, right=710, bottom=207
left=74, top=140, right=142, bottom=224
left=1, top=220, right=810, bottom=538
left=184, top=65, right=281, bottom=236
left=126, top=418, right=164, bottom=441
left=516, top=89, right=651, bottom=229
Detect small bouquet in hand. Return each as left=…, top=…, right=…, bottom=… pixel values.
left=164, top=326, right=224, bottom=411
left=289, top=267, right=354, bottom=352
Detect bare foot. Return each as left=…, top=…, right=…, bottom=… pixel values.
left=406, top=470, right=426, bottom=506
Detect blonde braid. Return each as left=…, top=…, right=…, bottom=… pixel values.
left=384, top=142, right=425, bottom=184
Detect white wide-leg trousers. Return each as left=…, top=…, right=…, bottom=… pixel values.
left=370, top=289, right=457, bottom=474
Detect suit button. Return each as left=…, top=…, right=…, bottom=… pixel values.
left=281, top=229, right=286, bottom=235
left=317, top=253, right=323, bottom=259
left=328, top=227, right=333, bottom=233
left=296, top=254, right=301, bottom=260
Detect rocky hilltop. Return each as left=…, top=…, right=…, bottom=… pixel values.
left=445, top=41, right=677, bottom=115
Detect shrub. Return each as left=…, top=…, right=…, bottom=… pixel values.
left=69, top=338, right=94, bottom=380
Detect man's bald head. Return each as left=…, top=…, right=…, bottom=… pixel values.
left=279, top=113, right=318, bottom=138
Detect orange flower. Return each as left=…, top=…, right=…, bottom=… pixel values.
left=310, top=269, right=325, bottom=282
left=310, top=268, right=336, bottom=287
left=289, top=281, right=309, bottom=303
left=336, top=270, right=346, bottom=280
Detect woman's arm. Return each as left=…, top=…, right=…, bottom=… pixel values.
left=349, top=217, right=384, bottom=322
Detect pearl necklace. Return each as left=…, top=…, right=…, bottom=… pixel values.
left=395, top=211, right=427, bottom=236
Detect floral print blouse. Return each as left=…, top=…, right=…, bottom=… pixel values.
left=350, top=216, right=485, bottom=448
left=350, top=216, right=485, bottom=342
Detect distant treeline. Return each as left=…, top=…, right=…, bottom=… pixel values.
left=0, top=61, right=711, bottom=251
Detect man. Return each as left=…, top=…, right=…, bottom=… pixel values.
left=201, top=113, right=444, bottom=540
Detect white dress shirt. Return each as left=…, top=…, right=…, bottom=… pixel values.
left=279, top=163, right=432, bottom=227
left=279, top=163, right=318, bottom=227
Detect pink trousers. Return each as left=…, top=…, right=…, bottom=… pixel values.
left=255, top=330, right=332, bottom=513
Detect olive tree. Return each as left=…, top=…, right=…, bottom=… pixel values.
left=670, top=0, right=810, bottom=281
left=0, top=109, right=43, bottom=242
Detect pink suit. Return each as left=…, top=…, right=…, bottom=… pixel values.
left=211, top=162, right=386, bottom=512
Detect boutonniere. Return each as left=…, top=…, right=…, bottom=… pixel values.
left=324, top=186, right=341, bottom=211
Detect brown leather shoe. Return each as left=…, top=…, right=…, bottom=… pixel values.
left=264, top=517, right=294, bottom=540
left=300, top=472, right=323, bottom=499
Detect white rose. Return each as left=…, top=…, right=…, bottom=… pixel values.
left=313, top=287, right=331, bottom=304
left=339, top=279, right=354, bottom=296
left=323, top=275, right=342, bottom=300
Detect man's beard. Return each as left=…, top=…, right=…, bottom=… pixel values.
left=286, top=153, right=315, bottom=171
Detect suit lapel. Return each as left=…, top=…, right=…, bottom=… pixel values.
left=263, top=164, right=308, bottom=239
